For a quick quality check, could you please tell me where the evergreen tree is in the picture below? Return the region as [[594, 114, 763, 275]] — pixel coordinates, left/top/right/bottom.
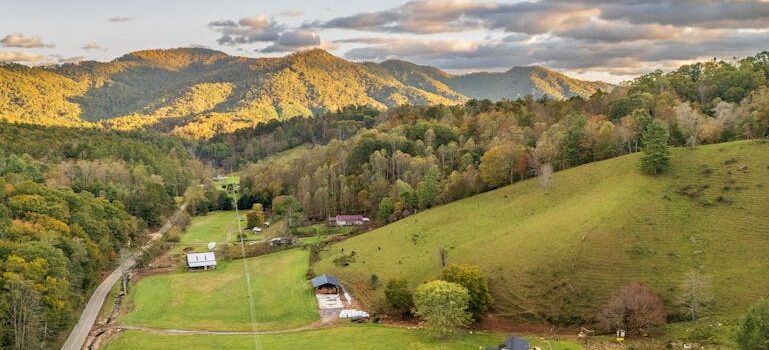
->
[[737, 299, 769, 350], [640, 120, 671, 175]]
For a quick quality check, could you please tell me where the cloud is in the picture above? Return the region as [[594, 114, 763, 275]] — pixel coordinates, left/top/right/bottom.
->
[[209, 15, 284, 45], [279, 9, 305, 17], [1, 33, 54, 48], [81, 42, 106, 50], [51, 55, 86, 64], [260, 30, 326, 53], [108, 17, 134, 22], [316, 0, 769, 35], [0, 51, 55, 65]]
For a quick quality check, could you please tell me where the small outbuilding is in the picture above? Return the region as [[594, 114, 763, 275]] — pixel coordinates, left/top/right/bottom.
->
[[311, 274, 342, 294], [186, 252, 217, 270], [486, 336, 530, 350]]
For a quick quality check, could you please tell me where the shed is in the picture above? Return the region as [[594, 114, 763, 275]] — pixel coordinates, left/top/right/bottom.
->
[[311, 274, 342, 294], [486, 335, 530, 350], [186, 252, 217, 270]]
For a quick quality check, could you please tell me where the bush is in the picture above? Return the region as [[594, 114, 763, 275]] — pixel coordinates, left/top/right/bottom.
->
[[413, 280, 471, 338], [736, 299, 769, 350], [441, 264, 492, 320], [385, 278, 413, 318], [598, 282, 667, 336]]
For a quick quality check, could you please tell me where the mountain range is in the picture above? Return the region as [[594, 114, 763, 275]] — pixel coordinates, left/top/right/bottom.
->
[[0, 48, 612, 137]]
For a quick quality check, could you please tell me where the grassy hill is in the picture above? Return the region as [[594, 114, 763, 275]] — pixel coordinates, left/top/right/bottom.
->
[[0, 48, 609, 137], [315, 141, 769, 323]]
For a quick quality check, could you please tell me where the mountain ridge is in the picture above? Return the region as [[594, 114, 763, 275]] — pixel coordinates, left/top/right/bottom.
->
[[0, 48, 613, 137]]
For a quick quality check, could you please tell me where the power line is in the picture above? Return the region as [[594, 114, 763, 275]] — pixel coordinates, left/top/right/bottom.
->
[[235, 191, 262, 350]]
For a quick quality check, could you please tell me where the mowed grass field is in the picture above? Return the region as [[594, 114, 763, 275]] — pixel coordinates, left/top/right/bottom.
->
[[176, 210, 240, 252], [315, 141, 769, 321], [103, 325, 583, 350], [121, 249, 319, 331]]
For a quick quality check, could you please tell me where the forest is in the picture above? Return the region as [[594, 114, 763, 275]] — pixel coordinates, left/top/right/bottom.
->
[[0, 125, 209, 348], [224, 52, 769, 226]]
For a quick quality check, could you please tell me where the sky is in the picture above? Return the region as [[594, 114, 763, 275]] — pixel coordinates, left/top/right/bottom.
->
[[2, 0, 769, 83]]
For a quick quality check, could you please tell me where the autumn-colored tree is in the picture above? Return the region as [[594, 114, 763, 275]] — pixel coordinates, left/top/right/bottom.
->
[[441, 264, 493, 320], [479, 142, 526, 188], [246, 203, 265, 228]]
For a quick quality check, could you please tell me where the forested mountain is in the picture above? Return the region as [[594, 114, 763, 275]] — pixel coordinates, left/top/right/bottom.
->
[[0, 48, 609, 138], [216, 51, 769, 229]]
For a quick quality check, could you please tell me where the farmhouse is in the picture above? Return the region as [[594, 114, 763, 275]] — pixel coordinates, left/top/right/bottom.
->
[[186, 252, 217, 270], [329, 214, 370, 226]]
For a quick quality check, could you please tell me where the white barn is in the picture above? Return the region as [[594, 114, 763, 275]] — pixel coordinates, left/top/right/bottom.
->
[[186, 252, 217, 270]]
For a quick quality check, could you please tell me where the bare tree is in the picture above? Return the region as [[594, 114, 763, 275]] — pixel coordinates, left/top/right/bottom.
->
[[538, 163, 554, 192], [677, 270, 713, 321], [598, 283, 667, 336]]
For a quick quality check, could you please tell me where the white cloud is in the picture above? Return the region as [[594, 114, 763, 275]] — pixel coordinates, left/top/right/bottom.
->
[[1, 33, 54, 48]]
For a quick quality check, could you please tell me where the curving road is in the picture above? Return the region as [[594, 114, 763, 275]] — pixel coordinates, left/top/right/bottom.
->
[[61, 204, 186, 350]]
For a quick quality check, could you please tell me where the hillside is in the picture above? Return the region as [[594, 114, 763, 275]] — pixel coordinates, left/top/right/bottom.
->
[[0, 48, 609, 137], [315, 141, 769, 323]]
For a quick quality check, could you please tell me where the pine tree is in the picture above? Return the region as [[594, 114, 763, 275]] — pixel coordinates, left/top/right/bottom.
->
[[640, 120, 671, 175]]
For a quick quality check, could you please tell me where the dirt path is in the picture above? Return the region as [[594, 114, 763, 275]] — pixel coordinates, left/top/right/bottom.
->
[[61, 203, 187, 350], [112, 317, 337, 336]]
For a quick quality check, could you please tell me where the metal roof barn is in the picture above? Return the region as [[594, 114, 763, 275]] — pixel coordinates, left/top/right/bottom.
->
[[186, 252, 217, 269], [311, 274, 342, 289]]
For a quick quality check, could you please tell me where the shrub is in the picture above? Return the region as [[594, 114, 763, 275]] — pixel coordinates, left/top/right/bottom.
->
[[736, 299, 769, 350], [441, 264, 492, 320], [413, 280, 471, 338], [385, 278, 413, 318]]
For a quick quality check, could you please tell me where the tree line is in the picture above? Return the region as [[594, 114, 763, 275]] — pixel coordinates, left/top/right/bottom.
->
[[226, 52, 769, 227]]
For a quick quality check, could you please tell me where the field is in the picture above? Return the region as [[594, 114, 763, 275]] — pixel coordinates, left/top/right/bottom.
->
[[102, 325, 583, 350], [175, 210, 240, 252], [315, 141, 769, 323], [121, 249, 319, 331]]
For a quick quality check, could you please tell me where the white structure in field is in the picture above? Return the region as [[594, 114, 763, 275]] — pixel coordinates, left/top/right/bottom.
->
[[186, 252, 217, 270]]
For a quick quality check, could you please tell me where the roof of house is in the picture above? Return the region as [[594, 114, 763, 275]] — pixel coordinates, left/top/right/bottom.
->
[[311, 274, 342, 288], [503, 336, 530, 350], [186, 252, 217, 268], [335, 215, 364, 221]]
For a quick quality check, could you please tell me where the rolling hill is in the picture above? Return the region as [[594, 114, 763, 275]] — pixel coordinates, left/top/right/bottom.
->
[[314, 141, 769, 324], [0, 48, 610, 137]]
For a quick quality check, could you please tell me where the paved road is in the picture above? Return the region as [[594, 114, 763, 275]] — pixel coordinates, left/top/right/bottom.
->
[[61, 204, 187, 350]]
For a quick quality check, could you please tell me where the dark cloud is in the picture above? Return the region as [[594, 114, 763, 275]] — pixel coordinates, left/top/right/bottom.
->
[[209, 15, 284, 45], [1, 33, 54, 48], [315, 0, 769, 34], [260, 30, 319, 52]]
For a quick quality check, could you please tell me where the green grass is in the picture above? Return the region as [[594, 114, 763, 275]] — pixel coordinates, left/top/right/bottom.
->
[[260, 144, 311, 164], [294, 223, 353, 236], [178, 211, 239, 249], [103, 325, 583, 350], [315, 141, 769, 322], [121, 249, 319, 331], [98, 282, 122, 321]]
